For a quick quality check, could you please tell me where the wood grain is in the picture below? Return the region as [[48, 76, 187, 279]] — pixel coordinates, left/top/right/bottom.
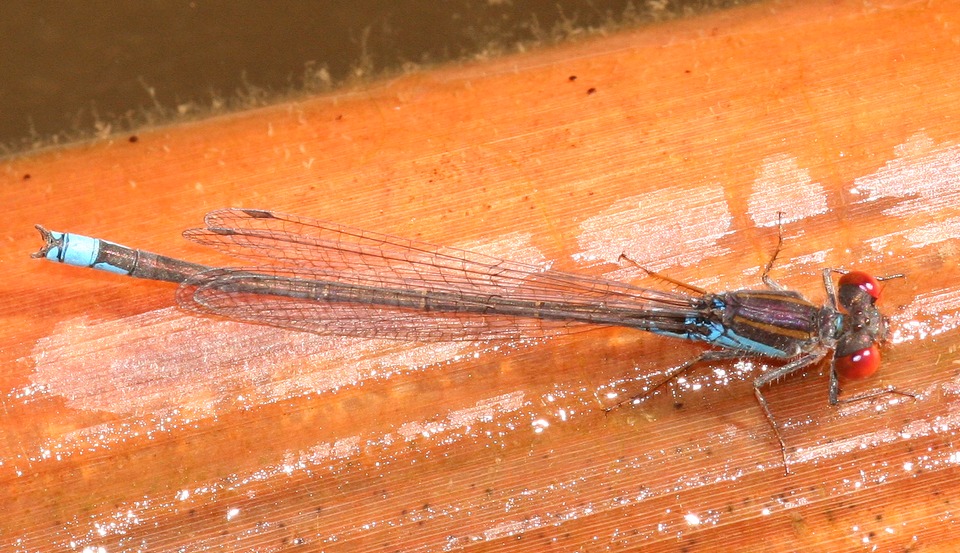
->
[[4, 0, 960, 551]]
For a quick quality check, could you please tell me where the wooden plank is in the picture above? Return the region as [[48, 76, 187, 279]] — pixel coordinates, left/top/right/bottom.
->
[[3, 0, 959, 550]]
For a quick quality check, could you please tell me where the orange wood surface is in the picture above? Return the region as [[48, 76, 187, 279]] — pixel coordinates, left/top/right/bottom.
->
[[4, 1, 960, 551]]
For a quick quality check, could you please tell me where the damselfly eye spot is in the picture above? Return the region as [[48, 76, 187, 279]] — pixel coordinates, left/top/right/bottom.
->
[[838, 271, 882, 301], [835, 344, 881, 379]]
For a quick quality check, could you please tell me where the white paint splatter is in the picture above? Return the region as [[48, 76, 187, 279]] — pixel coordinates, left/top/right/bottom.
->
[[850, 132, 960, 214], [574, 185, 733, 271], [747, 153, 828, 227]]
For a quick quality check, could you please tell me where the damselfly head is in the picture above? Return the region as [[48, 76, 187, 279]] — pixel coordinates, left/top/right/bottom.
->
[[833, 271, 893, 380]]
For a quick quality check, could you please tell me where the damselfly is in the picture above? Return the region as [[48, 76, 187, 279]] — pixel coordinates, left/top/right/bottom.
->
[[33, 208, 911, 473]]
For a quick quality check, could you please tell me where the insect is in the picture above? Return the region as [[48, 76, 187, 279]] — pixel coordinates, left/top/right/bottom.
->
[[34, 208, 911, 472]]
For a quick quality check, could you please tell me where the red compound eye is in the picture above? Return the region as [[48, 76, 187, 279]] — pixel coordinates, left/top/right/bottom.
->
[[835, 344, 881, 379], [838, 271, 882, 301]]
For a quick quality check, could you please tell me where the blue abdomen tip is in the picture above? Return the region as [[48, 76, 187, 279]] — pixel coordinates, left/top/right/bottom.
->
[[50, 232, 129, 275]]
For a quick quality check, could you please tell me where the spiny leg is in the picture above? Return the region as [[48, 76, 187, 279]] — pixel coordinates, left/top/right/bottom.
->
[[828, 362, 916, 406], [604, 349, 743, 413], [616, 253, 707, 295], [760, 212, 788, 291], [753, 350, 828, 475]]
